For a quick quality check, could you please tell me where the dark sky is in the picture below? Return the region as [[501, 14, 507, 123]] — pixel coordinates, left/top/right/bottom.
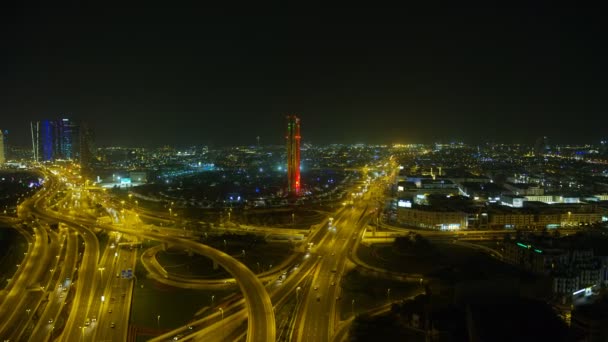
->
[[1, 5, 606, 147]]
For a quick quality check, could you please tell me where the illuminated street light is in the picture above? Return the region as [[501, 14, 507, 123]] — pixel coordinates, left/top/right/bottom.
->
[[218, 308, 224, 340]]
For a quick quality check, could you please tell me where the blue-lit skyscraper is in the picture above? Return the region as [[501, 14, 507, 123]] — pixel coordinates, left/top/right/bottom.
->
[[31, 118, 81, 162], [40, 120, 54, 161], [56, 118, 78, 160]]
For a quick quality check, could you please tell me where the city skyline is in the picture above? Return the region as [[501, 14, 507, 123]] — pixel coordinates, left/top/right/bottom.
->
[[3, 6, 608, 340], [2, 5, 607, 147]]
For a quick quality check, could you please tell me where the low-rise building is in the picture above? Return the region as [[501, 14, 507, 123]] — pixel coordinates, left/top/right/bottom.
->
[[396, 206, 467, 230], [504, 241, 607, 295]]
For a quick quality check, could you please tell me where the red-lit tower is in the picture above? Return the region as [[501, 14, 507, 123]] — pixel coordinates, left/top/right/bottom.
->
[[286, 115, 301, 196]]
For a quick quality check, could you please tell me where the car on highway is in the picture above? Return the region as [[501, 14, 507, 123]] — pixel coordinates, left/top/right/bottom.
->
[[316, 296, 321, 302], [108, 309, 112, 313], [110, 322, 115, 328], [313, 285, 319, 291], [48, 319, 53, 324], [84, 318, 90, 326]]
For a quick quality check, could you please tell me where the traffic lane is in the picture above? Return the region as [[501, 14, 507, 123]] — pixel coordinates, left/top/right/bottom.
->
[[97, 248, 136, 342], [56, 225, 100, 342], [79, 222, 275, 342], [29, 229, 79, 342], [10, 228, 63, 342], [0, 226, 46, 336], [89, 233, 124, 341], [298, 189, 379, 341]]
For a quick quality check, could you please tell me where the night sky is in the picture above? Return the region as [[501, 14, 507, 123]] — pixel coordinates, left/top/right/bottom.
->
[[1, 5, 606, 147]]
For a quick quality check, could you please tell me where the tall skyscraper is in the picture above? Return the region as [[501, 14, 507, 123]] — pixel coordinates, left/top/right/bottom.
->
[[534, 136, 550, 156], [55, 118, 79, 160], [30, 121, 40, 162], [286, 115, 301, 196], [31, 118, 82, 162], [79, 122, 95, 168], [0, 130, 5, 164], [2, 130, 8, 161], [40, 120, 55, 161]]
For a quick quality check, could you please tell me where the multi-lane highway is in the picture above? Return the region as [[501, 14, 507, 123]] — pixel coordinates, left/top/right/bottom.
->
[[296, 172, 393, 341], [30, 167, 276, 342], [4, 162, 400, 342]]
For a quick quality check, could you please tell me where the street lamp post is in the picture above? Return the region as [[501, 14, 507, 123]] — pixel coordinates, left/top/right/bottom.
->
[[211, 295, 215, 306], [387, 288, 391, 302], [157, 315, 160, 329], [352, 299, 355, 317], [218, 308, 224, 340], [98, 267, 105, 282]]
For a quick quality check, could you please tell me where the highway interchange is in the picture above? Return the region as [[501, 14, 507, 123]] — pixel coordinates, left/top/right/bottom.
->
[[0, 160, 523, 341]]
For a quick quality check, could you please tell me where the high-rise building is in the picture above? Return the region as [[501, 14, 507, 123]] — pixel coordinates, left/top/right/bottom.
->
[[41, 119, 55, 161], [286, 115, 301, 196], [31, 118, 83, 162], [2, 130, 8, 161], [55, 118, 79, 160], [0, 130, 5, 164], [79, 122, 95, 168], [534, 136, 550, 156]]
